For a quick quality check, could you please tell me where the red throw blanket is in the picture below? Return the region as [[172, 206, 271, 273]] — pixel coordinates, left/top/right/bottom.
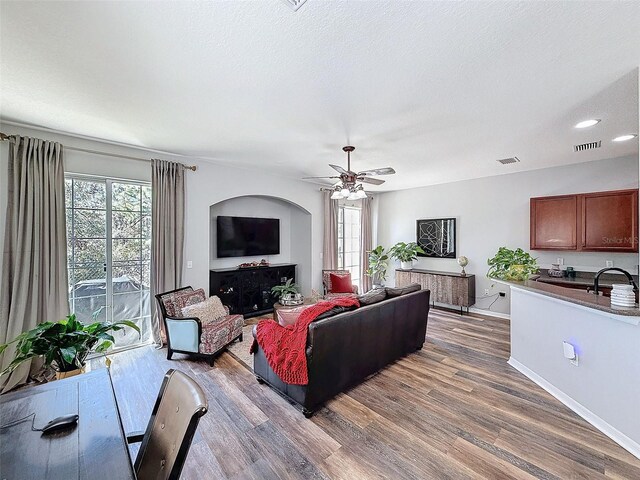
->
[[250, 297, 360, 385]]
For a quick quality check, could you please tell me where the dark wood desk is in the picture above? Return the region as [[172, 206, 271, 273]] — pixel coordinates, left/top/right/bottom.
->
[[0, 368, 135, 479]]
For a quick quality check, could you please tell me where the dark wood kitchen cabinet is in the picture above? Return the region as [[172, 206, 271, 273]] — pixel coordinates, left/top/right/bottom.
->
[[530, 189, 638, 253], [581, 189, 637, 252], [530, 195, 579, 250]]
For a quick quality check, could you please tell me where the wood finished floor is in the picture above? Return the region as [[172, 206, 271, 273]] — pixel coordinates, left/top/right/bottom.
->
[[103, 308, 640, 479]]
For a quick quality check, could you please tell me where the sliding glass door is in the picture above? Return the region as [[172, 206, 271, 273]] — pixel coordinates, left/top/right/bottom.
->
[[65, 175, 152, 350]]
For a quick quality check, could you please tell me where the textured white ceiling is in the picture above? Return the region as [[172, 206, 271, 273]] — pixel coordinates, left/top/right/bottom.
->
[[1, 1, 639, 191]]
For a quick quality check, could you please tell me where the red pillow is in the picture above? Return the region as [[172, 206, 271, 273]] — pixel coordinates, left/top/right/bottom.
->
[[329, 273, 353, 293]]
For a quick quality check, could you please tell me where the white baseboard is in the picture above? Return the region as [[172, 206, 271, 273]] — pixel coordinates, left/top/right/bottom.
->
[[508, 357, 640, 460], [469, 307, 510, 320]]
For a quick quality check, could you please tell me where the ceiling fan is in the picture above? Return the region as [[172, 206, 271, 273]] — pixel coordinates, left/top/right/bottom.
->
[[303, 146, 396, 200]]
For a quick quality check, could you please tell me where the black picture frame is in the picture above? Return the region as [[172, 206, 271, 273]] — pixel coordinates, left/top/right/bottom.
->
[[416, 218, 457, 258]]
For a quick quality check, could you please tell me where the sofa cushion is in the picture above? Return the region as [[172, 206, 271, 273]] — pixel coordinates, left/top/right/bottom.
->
[[357, 288, 387, 306], [385, 283, 421, 298], [329, 273, 353, 293], [181, 295, 227, 325], [314, 304, 358, 321], [160, 287, 194, 317], [199, 314, 244, 354], [167, 288, 206, 317]]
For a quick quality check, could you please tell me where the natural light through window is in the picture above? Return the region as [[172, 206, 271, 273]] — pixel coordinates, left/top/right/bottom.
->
[[337, 205, 361, 288]]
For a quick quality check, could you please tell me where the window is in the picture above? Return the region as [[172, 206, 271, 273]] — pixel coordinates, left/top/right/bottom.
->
[[337, 205, 361, 288], [65, 175, 152, 350]]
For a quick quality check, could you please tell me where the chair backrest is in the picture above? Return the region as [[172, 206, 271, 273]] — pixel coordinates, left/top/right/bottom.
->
[[322, 270, 351, 293], [135, 369, 208, 480], [155, 286, 194, 319]]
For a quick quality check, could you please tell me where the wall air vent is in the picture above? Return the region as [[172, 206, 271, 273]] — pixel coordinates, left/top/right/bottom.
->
[[497, 157, 520, 165], [282, 0, 308, 11], [573, 141, 601, 152]]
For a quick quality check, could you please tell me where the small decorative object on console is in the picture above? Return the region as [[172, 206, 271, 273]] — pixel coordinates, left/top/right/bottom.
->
[[238, 259, 270, 269], [272, 278, 301, 305], [457, 256, 469, 276]]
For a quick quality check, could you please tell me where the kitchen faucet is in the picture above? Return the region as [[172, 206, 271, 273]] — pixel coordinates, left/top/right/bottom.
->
[[593, 267, 639, 296]]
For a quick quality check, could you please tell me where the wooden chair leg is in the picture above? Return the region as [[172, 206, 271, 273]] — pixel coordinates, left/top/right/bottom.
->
[[238, 333, 243, 342], [208, 355, 215, 367]]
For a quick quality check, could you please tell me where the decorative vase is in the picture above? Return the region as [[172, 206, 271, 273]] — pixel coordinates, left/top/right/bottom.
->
[[457, 256, 469, 276], [56, 365, 86, 380], [400, 261, 413, 270]]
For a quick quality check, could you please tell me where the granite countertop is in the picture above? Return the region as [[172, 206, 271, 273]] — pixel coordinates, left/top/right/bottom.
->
[[504, 279, 640, 317], [534, 271, 639, 289]]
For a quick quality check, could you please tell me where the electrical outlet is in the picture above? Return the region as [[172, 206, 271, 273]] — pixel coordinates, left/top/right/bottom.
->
[[606, 260, 614, 268], [484, 288, 490, 296], [556, 258, 564, 266], [187, 261, 193, 269]]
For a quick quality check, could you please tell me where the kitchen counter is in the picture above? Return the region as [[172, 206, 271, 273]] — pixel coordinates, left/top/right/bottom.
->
[[534, 271, 639, 289], [497, 278, 640, 321]]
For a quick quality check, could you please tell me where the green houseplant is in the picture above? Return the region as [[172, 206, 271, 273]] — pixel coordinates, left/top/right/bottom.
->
[[365, 245, 390, 286], [487, 247, 539, 281], [0, 314, 140, 380], [271, 278, 300, 303], [389, 242, 425, 270]]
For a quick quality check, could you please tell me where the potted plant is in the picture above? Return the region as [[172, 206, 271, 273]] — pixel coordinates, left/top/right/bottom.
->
[[365, 245, 389, 287], [389, 242, 425, 270], [487, 247, 539, 281], [0, 314, 140, 380], [271, 278, 302, 305]]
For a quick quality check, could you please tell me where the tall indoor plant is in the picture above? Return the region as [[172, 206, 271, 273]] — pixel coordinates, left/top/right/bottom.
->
[[487, 246, 539, 281], [365, 245, 390, 287], [389, 242, 425, 270], [0, 314, 140, 380]]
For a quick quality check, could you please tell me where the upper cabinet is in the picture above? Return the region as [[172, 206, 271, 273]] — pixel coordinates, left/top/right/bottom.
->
[[581, 190, 637, 252], [530, 189, 638, 253], [530, 195, 579, 250]]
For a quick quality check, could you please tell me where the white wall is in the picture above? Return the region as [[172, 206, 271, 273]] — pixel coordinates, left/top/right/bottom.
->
[[0, 123, 324, 296], [376, 155, 639, 315]]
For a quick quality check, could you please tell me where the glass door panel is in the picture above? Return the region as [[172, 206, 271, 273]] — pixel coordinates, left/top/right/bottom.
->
[[65, 176, 152, 352]]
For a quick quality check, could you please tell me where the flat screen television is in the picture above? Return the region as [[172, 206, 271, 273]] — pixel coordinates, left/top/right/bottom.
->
[[216, 216, 280, 258]]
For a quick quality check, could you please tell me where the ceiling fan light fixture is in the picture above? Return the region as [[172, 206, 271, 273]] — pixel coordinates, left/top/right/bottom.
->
[[331, 189, 342, 200], [340, 187, 350, 198], [355, 188, 367, 199]]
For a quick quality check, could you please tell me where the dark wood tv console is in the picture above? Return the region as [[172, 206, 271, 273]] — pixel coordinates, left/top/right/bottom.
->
[[209, 263, 296, 318]]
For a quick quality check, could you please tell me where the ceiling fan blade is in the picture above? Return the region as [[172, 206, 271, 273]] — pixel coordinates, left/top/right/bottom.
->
[[359, 176, 385, 185], [357, 167, 396, 176], [329, 164, 349, 175], [302, 176, 341, 180]]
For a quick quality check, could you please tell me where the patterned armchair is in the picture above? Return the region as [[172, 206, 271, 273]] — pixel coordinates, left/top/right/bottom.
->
[[155, 286, 244, 366], [322, 270, 359, 299]]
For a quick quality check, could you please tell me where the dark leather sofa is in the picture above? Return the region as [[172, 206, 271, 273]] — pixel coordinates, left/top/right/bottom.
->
[[252, 288, 431, 417]]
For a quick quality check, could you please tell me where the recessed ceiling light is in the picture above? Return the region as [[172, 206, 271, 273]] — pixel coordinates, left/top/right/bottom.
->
[[574, 119, 600, 129], [612, 134, 638, 142]]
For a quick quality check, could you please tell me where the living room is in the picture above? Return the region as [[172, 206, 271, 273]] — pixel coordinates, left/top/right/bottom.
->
[[1, 1, 639, 479]]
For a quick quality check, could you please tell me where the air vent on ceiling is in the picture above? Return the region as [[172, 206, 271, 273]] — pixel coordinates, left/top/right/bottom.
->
[[282, 0, 308, 11], [497, 157, 520, 165], [573, 141, 601, 152]]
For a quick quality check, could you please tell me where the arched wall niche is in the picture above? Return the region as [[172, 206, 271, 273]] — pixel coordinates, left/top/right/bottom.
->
[[209, 195, 313, 294]]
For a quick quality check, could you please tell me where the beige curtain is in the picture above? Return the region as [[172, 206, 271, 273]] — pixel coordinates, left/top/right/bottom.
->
[[322, 190, 338, 269], [0, 136, 70, 393], [151, 159, 185, 345], [360, 196, 373, 293]]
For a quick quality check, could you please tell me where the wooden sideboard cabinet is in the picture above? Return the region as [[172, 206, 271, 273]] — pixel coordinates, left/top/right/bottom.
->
[[396, 269, 475, 314], [530, 189, 638, 253]]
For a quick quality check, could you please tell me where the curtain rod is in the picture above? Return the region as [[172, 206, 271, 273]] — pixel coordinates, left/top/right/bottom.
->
[[0, 132, 197, 171]]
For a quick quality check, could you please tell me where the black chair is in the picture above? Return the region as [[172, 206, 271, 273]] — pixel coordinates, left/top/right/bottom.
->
[[127, 369, 208, 480]]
